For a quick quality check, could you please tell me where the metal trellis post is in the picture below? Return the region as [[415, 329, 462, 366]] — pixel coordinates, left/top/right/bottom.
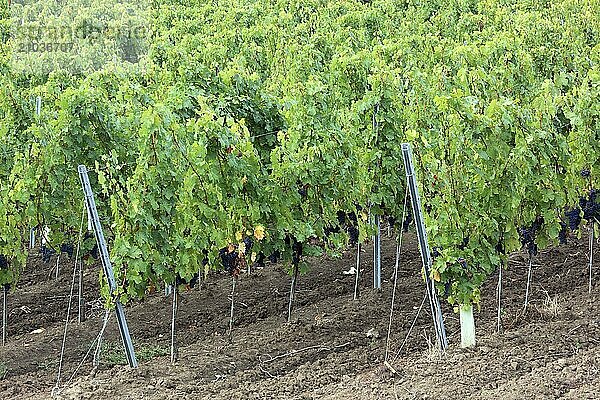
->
[[2, 286, 6, 346], [373, 215, 382, 289], [35, 96, 41, 117], [78, 165, 138, 368], [401, 143, 448, 351]]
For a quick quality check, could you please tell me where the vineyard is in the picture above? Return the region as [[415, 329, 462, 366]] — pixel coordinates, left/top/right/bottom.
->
[[1, 0, 600, 398]]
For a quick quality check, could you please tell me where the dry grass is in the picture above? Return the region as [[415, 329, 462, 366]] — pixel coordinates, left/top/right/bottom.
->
[[540, 291, 561, 318], [421, 332, 444, 361]]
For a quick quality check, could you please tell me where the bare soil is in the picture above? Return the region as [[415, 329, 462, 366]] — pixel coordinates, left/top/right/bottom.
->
[[1, 232, 599, 399]]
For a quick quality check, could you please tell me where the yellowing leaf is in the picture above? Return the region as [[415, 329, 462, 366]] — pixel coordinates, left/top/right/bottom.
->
[[254, 225, 266, 241]]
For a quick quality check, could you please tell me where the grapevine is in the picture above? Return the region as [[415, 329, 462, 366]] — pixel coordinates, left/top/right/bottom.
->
[[0, 0, 598, 340]]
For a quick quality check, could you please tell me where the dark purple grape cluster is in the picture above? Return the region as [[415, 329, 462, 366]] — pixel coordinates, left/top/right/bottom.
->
[[189, 273, 199, 288], [579, 189, 600, 222], [40, 245, 55, 263], [60, 243, 74, 258], [402, 211, 413, 232], [387, 216, 397, 229], [254, 239, 301, 270], [219, 247, 239, 276], [348, 211, 358, 223], [458, 236, 469, 251], [347, 226, 359, 245], [90, 244, 99, 259], [1, 255, 10, 290], [292, 240, 303, 265], [444, 281, 452, 296], [268, 250, 280, 264], [565, 208, 582, 231], [581, 169, 591, 178], [495, 240, 505, 255], [532, 217, 544, 232], [519, 217, 543, 256], [558, 222, 568, 245], [337, 211, 347, 225], [83, 232, 100, 259], [297, 182, 309, 198], [176, 271, 200, 288], [243, 237, 254, 252], [174, 255, 206, 288], [333, 211, 360, 245], [324, 225, 341, 236], [347, 212, 359, 244], [254, 252, 266, 269], [432, 247, 442, 258], [519, 227, 538, 256]]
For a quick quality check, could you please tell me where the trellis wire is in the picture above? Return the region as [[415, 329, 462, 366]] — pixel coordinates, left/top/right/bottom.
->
[[373, 215, 381, 290], [1, 286, 6, 346], [54, 204, 86, 391], [93, 310, 110, 367], [524, 255, 533, 312], [287, 261, 300, 323], [55, 255, 61, 281], [353, 243, 360, 301], [171, 285, 178, 363], [384, 185, 409, 362], [228, 277, 237, 342], [391, 290, 428, 363], [497, 262, 502, 333], [589, 223, 594, 295]]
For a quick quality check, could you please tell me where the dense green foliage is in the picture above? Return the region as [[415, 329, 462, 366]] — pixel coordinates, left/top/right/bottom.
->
[[0, 0, 599, 308]]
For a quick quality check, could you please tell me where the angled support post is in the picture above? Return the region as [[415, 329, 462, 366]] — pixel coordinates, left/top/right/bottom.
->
[[78, 165, 138, 368], [401, 143, 448, 351]]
